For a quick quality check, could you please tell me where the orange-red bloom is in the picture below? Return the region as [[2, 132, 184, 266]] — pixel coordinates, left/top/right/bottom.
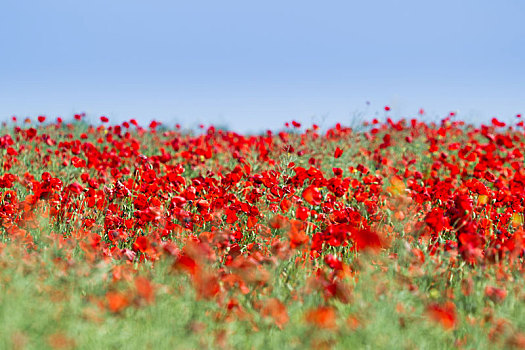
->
[[426, 301, 457, 330]]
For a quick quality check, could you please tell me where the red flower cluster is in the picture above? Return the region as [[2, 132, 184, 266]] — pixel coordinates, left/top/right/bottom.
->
[[0, 114, 524, 340]]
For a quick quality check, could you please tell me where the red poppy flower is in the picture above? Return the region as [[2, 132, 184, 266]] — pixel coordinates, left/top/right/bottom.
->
[[305, 306, 337, 329], [106, 292, 130, 313], [133, 236, 149, 253], [302, 186, 322, 206], [334, 147, 343, 159], [485, 286, 507, 303], [135, 276, 155, 303], [260, 298, 289, 329], [426, 301, 457, 330]]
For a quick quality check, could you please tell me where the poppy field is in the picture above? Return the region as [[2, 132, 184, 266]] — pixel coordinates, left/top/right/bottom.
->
[[0, 113, 524, 349]]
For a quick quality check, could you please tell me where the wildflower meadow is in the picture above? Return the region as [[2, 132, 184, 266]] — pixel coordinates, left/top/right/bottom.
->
[[0, 113, 524, 349]]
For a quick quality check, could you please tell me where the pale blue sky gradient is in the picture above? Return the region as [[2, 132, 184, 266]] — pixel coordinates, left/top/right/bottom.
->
[[1, 0, 524, 131]]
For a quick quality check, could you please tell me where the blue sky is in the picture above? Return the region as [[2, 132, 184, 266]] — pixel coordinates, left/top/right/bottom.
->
[[0, 0, 523, 132]]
